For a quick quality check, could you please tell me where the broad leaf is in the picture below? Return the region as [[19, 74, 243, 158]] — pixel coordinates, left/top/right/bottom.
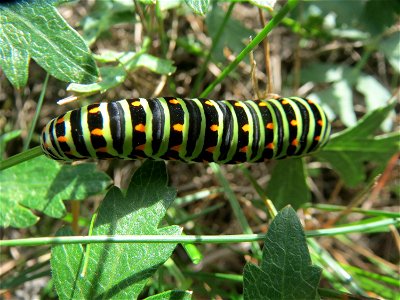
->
[[51, 160, 182, 299], [0, 0, 99, 88], [317, 101, 399, 187], [0, 156, 111, 228], [243, 206, 321, 300], [266, 158, 310, 210]]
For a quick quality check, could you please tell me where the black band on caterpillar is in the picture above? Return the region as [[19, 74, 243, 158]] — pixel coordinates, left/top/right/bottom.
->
[[40, 97, 331, 163]]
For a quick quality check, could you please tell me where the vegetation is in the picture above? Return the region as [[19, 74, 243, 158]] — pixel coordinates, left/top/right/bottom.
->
[[0, 0, 399, 299]]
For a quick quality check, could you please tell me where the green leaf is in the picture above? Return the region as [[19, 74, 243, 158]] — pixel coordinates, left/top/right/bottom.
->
[[0, 156, 111, 228], [266, 158, 310, 210], [81, 0, 135, 46], [356, 74, 392, 131], [317, 101, 399, 187], [51, 160, 182, 299], [68, 52, 176, 94], [243, 206, 322, 300], [379, 32, 400, 74], [144, 290, 192, 300], [0, 0, 99, 87], [184, 0, 210, 15]]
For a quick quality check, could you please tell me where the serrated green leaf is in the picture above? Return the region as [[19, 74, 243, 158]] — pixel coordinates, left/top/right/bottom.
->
[[0, 156, 111, 228], [51, 160, 182, 299], [243, 206, 321, 300], [144, 290, 192, 300], [318, 102, 399, 187], [0, 0, 99, 87], [184, 0, 210, 15], [266, 158, 310, 210]]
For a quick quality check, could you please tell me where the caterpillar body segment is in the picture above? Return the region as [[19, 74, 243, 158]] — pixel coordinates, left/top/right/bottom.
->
[[40, 97, 331, 163]]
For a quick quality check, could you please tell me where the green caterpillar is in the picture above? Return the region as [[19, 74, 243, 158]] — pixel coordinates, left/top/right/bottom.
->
[[40, 97, 330, 163]]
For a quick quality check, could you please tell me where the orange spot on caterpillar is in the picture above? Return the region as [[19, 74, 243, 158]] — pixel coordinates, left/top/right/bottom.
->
[[91, 128, 104, 136], [307, 99, 314, 104], [240, 146, 248, 153], [266, 143, 274, 149], [317, 120, 323, 126], [291, 139, 299, 146], [210, 124, 219, 131], [135, 124, 145, 132], [290, 120, 298, 126], [206, 146, 215, 153], [89, 107, 100, 114], [57, 136, 67, 142], [96, 147, 108, 153], [314, 136, 321, 141], [131, 101, 141, 107], [171, 145, 181, 152], [259, 102, 267, 107], [234, 102, 243, 107], [205, 100, 213, 106], [242, 124, 250, 132], [169, 99, 179, 104], [56, 117, 64, 124], [135, 144, 145, 151], [282, 99, 289, 104], [266, 123, 274, 130], [173, 123, 184, 132]]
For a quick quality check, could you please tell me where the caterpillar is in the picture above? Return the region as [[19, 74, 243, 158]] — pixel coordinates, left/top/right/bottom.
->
[[40, 97, 330, 163]]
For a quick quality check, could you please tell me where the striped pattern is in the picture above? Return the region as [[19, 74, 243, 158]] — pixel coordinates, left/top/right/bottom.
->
[[40, 97, 331, 163]]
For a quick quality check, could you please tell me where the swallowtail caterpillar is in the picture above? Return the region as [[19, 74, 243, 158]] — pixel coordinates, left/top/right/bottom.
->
[[40, 96, 330, 164]]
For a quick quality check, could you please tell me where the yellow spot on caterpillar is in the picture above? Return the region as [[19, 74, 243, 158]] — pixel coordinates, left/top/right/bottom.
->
[[56, 117, 64, 124], [96, 147, 108, 153], [171, 145, 181, 152], [234, 102, 243, 107], [206, 146, 215, 153], [266, 143, 274, 149], [135, 124, 145, 132], [242, 124, 250, 132], [290, 120, 298, 126], [173, 123, 184, 131], [314, 136, 321, 141], [91, 128, 104, 136], [169, 99, 179, 104], [205, 100, 213, 106], [282, 99, 289, 104], [291, 139, 299, 146], [317, 120, 323, 126], [210, 124, 219, 131], [135, 144, 145, 151], [240, 146, 248, 153], [131, 101, 141, 107], [259, 102, 267, 107], [266, 123, 274, 130], [89, 107, 100, 114], [57, 136, 67, 142]]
